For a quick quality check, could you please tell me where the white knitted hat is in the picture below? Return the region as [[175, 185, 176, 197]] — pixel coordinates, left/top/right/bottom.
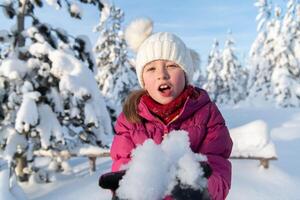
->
[[125, 18, 200, 88]]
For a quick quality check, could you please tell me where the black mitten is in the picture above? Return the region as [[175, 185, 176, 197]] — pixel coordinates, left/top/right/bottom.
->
[[171, 162, 212, 200], [171, 183, 211, 200], [98, 170, 126, 191], [200, 161, 213, 179]]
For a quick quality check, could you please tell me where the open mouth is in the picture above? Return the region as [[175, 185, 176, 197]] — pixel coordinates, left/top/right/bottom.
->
[[158, 84, 172, 96]]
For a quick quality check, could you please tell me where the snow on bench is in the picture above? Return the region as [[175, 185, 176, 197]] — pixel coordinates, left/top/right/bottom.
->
[[229, 120, 277, 169]]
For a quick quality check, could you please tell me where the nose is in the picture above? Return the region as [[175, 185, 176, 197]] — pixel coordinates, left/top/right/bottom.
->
[[156, 66, 170, 80]]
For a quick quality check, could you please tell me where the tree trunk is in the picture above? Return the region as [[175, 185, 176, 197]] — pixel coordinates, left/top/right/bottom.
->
[[16, 0, 27, 49], [17, 14, 25, 47]]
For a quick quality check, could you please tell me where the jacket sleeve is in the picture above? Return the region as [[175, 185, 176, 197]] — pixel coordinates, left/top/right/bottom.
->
[[110, 113, 135, 172], [200, 102, 233, 200]]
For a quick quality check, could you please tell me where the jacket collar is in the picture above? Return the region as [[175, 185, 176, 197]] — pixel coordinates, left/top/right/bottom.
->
[[137, 87, 211, 125]]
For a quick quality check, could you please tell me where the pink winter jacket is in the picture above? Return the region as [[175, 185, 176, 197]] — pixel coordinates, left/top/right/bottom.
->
[[110, 88, 233, 200]]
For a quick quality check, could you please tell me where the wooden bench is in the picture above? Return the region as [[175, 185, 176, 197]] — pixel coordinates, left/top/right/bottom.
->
[[229, 120, 278, 169], [230, 156, 277, 169], [33, 147, 110, 173]]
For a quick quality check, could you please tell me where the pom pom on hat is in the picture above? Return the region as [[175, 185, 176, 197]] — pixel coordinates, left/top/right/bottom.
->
[[125, 18, 153, 53]]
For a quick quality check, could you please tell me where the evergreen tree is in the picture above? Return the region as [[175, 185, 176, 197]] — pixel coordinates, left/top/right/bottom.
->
[[247, 0, 274, 104], [249, 0, 300, 107], [249, 0, 271, 60], [271, 0, 300, 107], [293, 2, 300, 58], [94, 2, 138, 122], [0, 0, 112, 184], [218, 32, 248, 105], [203, 39, 223, 102]]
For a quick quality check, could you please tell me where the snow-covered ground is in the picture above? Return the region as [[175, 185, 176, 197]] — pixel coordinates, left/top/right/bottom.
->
[[222, 107, 300, 200], [5, 107, 300, 200]]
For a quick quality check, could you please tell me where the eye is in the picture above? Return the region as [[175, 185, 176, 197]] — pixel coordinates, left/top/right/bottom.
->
[[167, 64, 179, 68], [145, 66, 155, 72]]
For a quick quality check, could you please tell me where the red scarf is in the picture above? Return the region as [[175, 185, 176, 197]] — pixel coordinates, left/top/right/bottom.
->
[[141, 85, 197, 124]]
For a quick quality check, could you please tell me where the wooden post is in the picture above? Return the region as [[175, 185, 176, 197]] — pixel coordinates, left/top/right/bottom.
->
[[88, 157, 96, 172], [260, 159, 269, 169]]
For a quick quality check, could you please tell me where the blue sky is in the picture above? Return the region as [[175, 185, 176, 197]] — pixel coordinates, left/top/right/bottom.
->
[[0, 0, 285, 64], [114, 0, 260, 63]]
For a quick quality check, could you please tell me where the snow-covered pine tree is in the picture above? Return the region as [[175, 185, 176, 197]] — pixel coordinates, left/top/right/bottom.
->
[[248, 0, 271, 62], [271, 0, 300, 107], [203, 39, 224, 102], [218, 32, 248, 105], [293, 2, 300, 59], [94, 2, 138, 122], [0, 0, 112, 183], [247, 0, 274, 105], [249, 0, 300, 107]]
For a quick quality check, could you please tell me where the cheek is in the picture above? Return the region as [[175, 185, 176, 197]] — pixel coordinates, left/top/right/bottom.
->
[[142, 73, 153, 89], [174, 71, 186, 86]]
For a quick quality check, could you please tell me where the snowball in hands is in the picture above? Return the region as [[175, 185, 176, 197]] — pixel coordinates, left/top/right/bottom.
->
[[116, 130, 207, 200]]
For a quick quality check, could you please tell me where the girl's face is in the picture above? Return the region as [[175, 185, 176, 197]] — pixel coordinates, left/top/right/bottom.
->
[[142, 60, 186, 105]]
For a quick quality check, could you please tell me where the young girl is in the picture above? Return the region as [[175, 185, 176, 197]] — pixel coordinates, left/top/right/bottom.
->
[[110, 18, 232, 200]]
